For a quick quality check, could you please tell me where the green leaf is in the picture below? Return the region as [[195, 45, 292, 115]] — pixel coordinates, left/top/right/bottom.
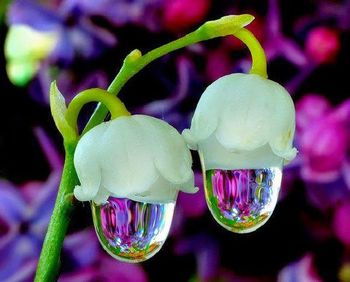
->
[[50, 81, 77, 141]]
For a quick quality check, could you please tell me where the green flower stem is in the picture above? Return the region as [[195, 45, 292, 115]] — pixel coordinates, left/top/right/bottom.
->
[[234, 28, 267, 78], [35, 14, 267, 281], [83, 14, 267, 134], [65, 88, 130, 133], [35, 142, 78, 282]]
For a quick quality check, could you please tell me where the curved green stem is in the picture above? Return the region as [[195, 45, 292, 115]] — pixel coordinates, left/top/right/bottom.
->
[[83, 14, 267, 133], [234, 28, 267, 78], [65, 88, 130, 134]]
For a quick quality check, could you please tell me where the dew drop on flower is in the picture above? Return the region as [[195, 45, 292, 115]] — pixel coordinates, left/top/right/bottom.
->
[[204, 168, 282, 233], [91, 197, 175, 262]]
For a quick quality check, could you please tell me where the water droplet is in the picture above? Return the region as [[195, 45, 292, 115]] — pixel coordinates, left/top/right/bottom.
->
[[91, 197, 175, 262], [204, 168, 282, 233]]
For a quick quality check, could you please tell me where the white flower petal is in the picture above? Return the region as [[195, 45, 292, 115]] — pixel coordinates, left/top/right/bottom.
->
[[128, 175, 178, 203], [215, 75, 273, 150], [98, 116, 158, 196], [181, 129, 198, 150], [185, 73, 296, 170], [188, 94, 219, 143], [93, 186, 110, 205], [74, 115, 195, 204], [74, 122, 106, 200], [199, 134, 283, 170], [179, 172, 199, 193], [132, 115, 193, 185]]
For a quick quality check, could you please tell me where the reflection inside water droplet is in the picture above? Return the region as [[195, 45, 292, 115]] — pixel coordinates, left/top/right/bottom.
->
[[205, 168, 282, 233], [92, 197, 175, 262]]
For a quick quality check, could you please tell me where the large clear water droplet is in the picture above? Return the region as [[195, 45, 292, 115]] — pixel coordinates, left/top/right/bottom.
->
[[204, 168, 282, 233], [91, 197, 175, 262]]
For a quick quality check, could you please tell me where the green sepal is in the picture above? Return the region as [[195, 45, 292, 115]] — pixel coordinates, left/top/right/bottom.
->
[[50, 81, 77, 142]]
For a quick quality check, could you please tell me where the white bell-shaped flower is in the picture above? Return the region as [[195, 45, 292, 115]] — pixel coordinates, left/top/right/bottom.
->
[[183, 73, 297, 170], [74, 114, 197, 204], [182, 73, 297, 233]]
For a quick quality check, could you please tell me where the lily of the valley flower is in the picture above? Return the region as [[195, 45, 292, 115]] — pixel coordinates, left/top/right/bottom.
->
[[74, 114, 197, 204], [182, 73, 297, 170]]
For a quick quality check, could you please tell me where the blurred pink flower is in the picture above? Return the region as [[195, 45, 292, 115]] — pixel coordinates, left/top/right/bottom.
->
[[296, 94, 350, 182], [163, 0, 211, 33], [333, 202, 350, 246], [296, 94, 331, 131], [300, 117, 347, 180], [305, 26, 340, 64]]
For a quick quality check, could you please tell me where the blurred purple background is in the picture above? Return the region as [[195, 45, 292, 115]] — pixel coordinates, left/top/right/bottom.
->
[[1, 0, 350, 281]]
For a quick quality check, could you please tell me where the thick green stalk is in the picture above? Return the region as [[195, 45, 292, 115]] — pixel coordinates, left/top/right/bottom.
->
[[35, 142, 78, 281]]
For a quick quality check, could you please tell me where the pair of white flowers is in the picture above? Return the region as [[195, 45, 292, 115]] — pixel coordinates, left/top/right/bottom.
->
[[74, 73, 297, 204]]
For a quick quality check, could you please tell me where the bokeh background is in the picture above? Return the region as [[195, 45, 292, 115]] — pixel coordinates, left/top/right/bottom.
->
[[1, 0, 350, 281]]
